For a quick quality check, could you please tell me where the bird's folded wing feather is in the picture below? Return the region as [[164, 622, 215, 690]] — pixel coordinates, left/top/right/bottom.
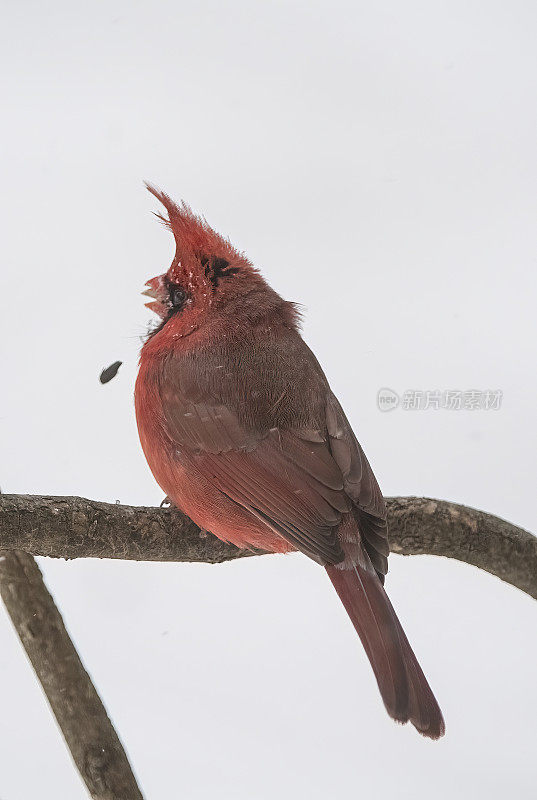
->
[[325, 394, 389, 578], [159, 350, 389, 574]]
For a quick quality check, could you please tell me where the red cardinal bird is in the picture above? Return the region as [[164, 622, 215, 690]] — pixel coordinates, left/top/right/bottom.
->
[[135, 185, 445, 739]]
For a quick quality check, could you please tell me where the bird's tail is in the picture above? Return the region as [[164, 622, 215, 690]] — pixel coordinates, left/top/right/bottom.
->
[[326, 559, 445, 739]]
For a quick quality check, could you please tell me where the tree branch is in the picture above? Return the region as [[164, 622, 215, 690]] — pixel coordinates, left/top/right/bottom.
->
[[0, 550, 144, 800], [0, 494, 535, 599], [0, 493, 535, 799]]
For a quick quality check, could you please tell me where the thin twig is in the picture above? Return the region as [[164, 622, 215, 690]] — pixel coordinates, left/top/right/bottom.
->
[[0, 550, 144, 800]]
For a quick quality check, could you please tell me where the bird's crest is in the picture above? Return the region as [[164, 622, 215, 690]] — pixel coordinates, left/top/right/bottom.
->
[[145, 183, 252, 288]]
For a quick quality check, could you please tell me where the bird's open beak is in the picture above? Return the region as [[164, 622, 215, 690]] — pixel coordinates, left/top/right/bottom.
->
[[142, 275, 168, 318]]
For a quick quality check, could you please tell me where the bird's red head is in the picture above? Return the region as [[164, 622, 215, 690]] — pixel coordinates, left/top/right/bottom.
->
[[142, 184, 274, 341]]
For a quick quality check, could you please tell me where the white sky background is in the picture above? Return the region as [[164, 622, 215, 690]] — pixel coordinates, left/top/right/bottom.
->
[[1, 0, 537, 797]]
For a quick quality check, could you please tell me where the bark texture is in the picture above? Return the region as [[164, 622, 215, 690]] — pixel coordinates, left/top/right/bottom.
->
[[0, 494, 535, 598]]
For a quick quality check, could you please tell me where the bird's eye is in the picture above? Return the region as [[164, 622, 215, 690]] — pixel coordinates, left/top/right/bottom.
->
[[169, 285, 187, 311]]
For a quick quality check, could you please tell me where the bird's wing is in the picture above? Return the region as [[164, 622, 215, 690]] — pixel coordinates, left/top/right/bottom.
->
[[159, 347, 388, 575]]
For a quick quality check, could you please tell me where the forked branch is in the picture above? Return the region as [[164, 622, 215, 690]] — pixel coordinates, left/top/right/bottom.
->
[[0, 493, 535, 800]]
